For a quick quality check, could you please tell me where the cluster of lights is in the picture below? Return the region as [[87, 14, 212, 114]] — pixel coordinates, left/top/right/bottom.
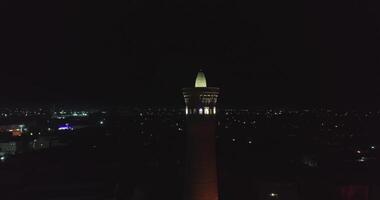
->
[[53, 111, 89, 119], [185, 107, 217, 115], [357, 157, 367, 162]]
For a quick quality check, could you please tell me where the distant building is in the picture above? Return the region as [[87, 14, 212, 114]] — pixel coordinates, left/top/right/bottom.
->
[[30, 137, 50, 150], [28, 136, 67, 151], [0, 124, 26, 137], [0, 141, 18, 155]]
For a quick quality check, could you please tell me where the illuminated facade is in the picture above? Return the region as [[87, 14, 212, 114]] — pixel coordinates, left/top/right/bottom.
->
[[182, 70, 220, 200], [183, 71, 219, 116]]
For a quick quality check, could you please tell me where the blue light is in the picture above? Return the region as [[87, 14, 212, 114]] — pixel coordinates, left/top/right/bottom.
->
[[58, 123, 73, 131]]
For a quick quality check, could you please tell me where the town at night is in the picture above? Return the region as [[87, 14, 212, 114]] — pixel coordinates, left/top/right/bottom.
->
[[0, 101, 379, 199], [3, 0, 380, 199]]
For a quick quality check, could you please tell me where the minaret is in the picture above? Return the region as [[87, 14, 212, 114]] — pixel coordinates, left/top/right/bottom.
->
[[182, 70, 220, 200]]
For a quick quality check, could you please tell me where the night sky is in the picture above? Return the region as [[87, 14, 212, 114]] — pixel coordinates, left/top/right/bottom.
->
[[3, 0, 380, 107]]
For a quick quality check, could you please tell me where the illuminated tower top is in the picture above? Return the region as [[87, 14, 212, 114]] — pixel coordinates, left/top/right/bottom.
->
[[183, 70, 219, 116], [195, 71, 207, 88]]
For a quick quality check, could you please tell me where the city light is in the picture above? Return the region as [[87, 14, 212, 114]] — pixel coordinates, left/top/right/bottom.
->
[[357, 157, 367, 162], [269, 192, 279, 197], [58, 123, 73, 131]]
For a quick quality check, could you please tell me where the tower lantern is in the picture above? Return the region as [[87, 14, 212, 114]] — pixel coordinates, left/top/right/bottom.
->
[[183, 70, 219, 116]]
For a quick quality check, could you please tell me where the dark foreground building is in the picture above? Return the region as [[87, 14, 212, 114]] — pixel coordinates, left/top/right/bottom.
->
[[182, 71, 220, 200]]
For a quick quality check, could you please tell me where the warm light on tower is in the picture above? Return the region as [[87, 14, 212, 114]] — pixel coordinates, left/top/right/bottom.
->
[[184, 71, 218, 116], [204, 107, 210, 115], [182, 70, 220, 200]]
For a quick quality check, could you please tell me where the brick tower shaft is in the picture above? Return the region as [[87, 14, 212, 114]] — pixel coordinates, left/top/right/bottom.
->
[[182, 70, 220, 200]]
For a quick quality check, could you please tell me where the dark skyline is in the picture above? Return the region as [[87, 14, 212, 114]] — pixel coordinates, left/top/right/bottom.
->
[[3, 0, 380, 107]]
